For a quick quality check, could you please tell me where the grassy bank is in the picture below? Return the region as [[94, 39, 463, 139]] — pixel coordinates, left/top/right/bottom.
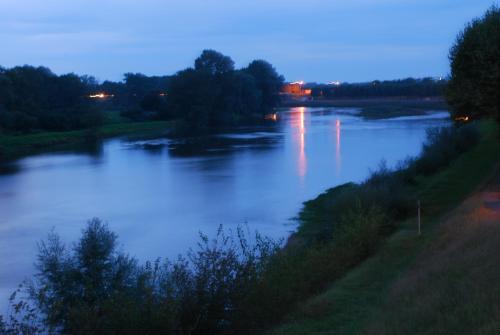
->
[[271, 121, 500, 334], [0, 121, 171, 161], [3, 121, 498, 334], [280, 98, 449, 119]]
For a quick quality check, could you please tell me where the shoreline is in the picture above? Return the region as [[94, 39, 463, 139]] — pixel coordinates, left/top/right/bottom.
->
[[280, 97, 449, 120], [0, 100, 446, 163], [272, 120, 500, 334], [0, 121, 172, 162], [279, 96, 447, 107]]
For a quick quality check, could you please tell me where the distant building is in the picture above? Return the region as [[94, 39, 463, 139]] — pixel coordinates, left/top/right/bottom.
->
[[88, 93, 114, 99], [281, 81, 311, 96]]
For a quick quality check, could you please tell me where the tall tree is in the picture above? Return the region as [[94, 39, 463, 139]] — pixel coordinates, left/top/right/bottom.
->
[[194, 49, 235, 76], [447, 6, 500, 121], [243, 60, 284, 113]]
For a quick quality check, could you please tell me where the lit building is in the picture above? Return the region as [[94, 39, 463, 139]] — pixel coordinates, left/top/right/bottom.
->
[[282, 81, 311, 96], [88, 93, 114, 99]]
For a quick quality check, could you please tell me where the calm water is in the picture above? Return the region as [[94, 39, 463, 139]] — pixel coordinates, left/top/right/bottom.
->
[[0, 107, 450, 308]]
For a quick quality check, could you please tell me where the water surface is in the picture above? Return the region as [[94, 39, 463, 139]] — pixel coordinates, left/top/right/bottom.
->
[[0, 107, 450, 308]]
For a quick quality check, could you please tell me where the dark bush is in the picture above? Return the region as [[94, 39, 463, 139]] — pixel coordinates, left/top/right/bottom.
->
[[416, 123, 480, 175], [0, 66, 103, 133], [3, 219, 280, 335], [0, 110, 38, 132], [447, 6, 500, 121]]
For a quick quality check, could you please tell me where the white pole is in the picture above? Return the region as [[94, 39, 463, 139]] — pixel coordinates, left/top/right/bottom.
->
[[417, 200, 421, 236]]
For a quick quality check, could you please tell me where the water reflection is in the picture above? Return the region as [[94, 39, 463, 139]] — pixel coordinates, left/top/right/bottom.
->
[[166, 130, 283, 157], [335, 119, 341, 175], [290, 107, 307, 179], [0, 107, 451, 312]]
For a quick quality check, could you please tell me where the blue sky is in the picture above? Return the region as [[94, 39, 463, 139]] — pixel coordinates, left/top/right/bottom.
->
[[0, 0, 496, 82]]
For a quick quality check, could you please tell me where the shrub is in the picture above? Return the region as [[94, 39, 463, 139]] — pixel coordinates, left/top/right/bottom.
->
[[3, 219, 280, 335], [237, 205, 388, 331], [416, 123, 480, 175]]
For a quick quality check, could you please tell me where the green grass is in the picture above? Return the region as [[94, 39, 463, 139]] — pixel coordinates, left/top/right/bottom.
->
[[415, 121, 499, 215], [270, 120, 500, 335], [363, 203, 500, 335], [0, 121, 171, 160], [102, 109, 129, 124]]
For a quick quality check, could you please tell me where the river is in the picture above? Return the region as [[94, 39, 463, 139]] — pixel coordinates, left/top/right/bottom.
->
[[0, 106, 450, 310]]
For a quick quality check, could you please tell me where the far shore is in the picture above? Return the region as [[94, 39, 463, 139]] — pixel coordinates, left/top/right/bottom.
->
[[0, 121, 172, 163], [280, 97, 449, 119], [0, 97, 450, 163], [280, 96, 447, 108]]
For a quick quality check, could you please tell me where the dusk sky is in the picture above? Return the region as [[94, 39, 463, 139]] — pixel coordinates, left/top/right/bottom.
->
[[0, 0, 496, 83]]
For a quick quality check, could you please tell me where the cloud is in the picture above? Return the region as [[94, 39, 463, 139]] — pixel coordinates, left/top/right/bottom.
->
[[0, 0, 494, 81]]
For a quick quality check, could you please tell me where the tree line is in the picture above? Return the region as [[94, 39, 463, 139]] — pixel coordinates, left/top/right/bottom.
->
[[0, 50, 285, 134], [0, 66, 102, 132], [2, 5, 499, 136], [307, 77, 447, 99]]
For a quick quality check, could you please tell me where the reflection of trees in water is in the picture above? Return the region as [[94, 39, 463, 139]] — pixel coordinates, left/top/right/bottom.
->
[[166, 125, 284, 158], [79, 139, 105, 159], [0, 140, 105, 177], [0, 162, 20, 175]]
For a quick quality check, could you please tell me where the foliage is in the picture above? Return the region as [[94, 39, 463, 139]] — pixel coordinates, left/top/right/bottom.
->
[[415, 123, 480, 175], [242, 60, 284, 112], [194, 50, 235, 76], [0, 51, 283, 134], [2, 219, 280, 335], [237, 205, 388, 331], [0, 66, 103, 132], [447, 6, 500, 121], [166, 50, 284, 132], [308, 77, 446, 99], [1, 121, 487, 334], [298, 122, 480, 242]]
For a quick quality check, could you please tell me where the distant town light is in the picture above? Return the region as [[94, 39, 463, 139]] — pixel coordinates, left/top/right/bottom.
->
[[264, 112, 278, 121], [89, 93, 114, 99], [455, 116, 470, 122]]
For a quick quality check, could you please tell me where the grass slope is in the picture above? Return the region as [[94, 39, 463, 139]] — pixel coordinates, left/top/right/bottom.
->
[[271, 121, 500, 335], [364, 180, 500, 334]]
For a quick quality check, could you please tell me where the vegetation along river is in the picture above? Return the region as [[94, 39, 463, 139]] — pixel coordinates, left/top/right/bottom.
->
[[0, 107, 450, 308]]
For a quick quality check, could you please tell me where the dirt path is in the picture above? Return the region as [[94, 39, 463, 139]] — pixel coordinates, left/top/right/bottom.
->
[[363, 167, 500, 335], [481, 169, 500, 213]]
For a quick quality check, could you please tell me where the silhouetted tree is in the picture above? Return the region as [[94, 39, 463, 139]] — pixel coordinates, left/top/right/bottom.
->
[[194, 49, 235, 76], [0, 66, 103, 132], [166, 50, 283, 132], [243, 60, 284, 113], [308, 78, 446, 99], [447, 6, 500, 121]]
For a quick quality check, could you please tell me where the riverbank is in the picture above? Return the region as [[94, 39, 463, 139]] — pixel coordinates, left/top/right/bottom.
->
[[271, 120, 500, 334], [2, 117, 494, 334], [0, 121, 172, 161], [280, 97, 449, 119], [0, 99, 446, 162]]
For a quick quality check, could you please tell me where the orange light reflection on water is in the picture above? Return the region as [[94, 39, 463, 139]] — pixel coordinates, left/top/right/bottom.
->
[[335, 119, 341, 175], [290, 107, 307, 179], [299, 107, 306, 177]]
